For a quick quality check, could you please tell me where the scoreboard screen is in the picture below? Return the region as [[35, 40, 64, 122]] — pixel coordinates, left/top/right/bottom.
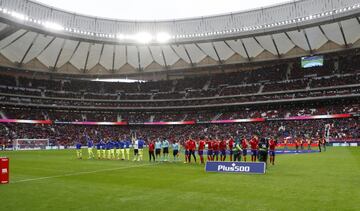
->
[[301, 55, 324, 68]]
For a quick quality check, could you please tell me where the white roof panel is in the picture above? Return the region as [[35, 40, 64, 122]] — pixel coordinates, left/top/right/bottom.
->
[[99, 44, 114, 70], [37, 38, 64, 67], [213, 41, 234, 60]]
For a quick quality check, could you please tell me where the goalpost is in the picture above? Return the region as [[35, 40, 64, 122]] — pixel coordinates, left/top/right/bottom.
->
[[13, 139, 50, 151]]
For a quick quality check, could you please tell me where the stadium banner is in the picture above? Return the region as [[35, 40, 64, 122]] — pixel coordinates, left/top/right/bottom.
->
[[284, 114, 352, 120], [205, 161, 266, 174], [0, 119, 52, 124], [54, 121, 128, 125], [209, 118, 265, 124], [143, 121, 196, 125]]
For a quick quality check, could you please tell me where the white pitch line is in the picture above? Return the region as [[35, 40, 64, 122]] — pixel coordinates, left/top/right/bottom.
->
[[11, 163, 154, 184]]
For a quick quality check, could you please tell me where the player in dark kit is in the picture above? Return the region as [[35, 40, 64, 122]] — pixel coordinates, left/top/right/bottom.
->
[[206, 137, 213, 161], [198, 138, 206, 164], [318, 136, 326, 152], [268, 137, 276, 165], [258, 138, 269, 165], [219, 138, 227, 161], [249, 135, 259, 162]]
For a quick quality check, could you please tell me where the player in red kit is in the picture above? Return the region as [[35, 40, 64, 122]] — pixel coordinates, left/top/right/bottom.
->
[[206, 137, 213, 161], [198, 138, 206, 164], [188, 137, 197, 163], [268, 137, 277, 165], [241, 136, 248, 162], [250, 135, 259, 162], [219, 138, 227, 161], [212, 138, 220, 161], [228, 136, 235, 161], [184, 139, 190, 163]]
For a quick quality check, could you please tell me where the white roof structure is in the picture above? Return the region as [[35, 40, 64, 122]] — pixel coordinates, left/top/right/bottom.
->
[[0, 0, 359, 75]]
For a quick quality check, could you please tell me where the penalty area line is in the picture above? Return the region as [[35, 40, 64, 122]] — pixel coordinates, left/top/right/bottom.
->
[[11, 163, 154, 184]]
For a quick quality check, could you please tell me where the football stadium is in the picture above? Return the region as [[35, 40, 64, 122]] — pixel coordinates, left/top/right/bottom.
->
[[0, 0, 359, 210]]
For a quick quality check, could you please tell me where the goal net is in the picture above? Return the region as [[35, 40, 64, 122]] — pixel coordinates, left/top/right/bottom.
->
[[13, 139, 49, 150]]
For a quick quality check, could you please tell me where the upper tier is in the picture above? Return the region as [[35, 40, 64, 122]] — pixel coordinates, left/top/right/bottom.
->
[[0, 0, 359, 75]]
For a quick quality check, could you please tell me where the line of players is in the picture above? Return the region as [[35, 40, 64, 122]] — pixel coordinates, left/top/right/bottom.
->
[[184, 135, 277, 165], [76, 134, 277, 165]]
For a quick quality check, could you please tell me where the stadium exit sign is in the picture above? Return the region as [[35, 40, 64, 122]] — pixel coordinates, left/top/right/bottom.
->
[[205, 161, 266, 174]]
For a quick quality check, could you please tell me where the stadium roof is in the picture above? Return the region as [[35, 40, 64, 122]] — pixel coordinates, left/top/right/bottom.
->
[[0, 0, 359, 75]]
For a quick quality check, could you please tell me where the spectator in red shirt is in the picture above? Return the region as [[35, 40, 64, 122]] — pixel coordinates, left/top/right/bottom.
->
[[148, 139, 155, 162]]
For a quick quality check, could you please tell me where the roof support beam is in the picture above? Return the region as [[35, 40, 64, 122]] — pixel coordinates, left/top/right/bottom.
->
[[338, 22, 348, 47], [68, 41, 81, 62], [271, 35, 281, 58], [318, 25, 330, 40], [136, 46, 141, 71], [284, 32, 297, 47], [19, 33, 39, 66], [97, 44, 104, 65], [183, 45, 194, 66], [356, 17, 360, 25], [240, 39, 251, 61], [211, 42, 222, 64], [111, 45, 115, 73], [223, 41, 236, 55], [303, 29, 313, 53], [169, 45, 183, 64], [53, 39, 66, 70], [160, 47, 168, 68], [0, 26, 18, 42], [83, 43, 91, 73], [0, 30, 28, 51], [34, 36, 56, 58]]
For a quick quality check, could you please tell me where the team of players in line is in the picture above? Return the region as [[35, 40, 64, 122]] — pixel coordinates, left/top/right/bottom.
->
[[75, 135, 279, 165]]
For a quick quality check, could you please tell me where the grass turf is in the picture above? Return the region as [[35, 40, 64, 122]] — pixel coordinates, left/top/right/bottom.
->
[[0, 147, 359, 211]]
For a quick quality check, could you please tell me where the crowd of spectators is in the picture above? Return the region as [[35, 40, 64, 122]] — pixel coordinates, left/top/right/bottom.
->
[[0, 117, 358, 147]]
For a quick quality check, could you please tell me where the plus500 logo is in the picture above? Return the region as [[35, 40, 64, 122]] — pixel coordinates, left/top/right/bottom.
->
[[217, 163, 250, 172]]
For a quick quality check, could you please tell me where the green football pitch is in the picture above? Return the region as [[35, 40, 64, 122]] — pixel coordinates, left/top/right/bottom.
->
[[0, 147, 359, 211]]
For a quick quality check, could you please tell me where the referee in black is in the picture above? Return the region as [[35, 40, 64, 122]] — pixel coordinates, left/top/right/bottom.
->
[[258, 137, 269, 166]]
